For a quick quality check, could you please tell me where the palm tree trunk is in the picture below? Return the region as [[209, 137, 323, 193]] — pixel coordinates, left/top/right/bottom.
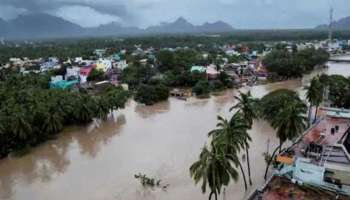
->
[[279, 140, 283, 153], [308, 105, 312, 127], [245, 148, 252, 185], [238, 161, 248, 190], [208, 191, 217, 200], [313, 106, 319, 124], [264, 146, 280, 180], [209, 192, 214, 200]]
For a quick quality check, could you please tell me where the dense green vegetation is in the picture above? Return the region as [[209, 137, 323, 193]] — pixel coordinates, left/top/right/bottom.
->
[[135, 83, 170, 105], [119, 48, 233, 104], [305, 74, 350, 110], [321, 74, 350, 108], [0, 70, 129, 158], [263, 47, 329, 79], [192, 80, 210, 97], [120, 62, 156, 89], [87, 68, 106, 82]]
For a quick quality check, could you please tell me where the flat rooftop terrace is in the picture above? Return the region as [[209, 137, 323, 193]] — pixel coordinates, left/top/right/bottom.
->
[[303, 117, 350, 146], [283, 117, 350, 166], [251, 176, 350, 200]]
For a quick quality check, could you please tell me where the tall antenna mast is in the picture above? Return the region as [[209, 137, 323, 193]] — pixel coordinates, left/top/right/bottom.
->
[[328, 6, 333, 46]]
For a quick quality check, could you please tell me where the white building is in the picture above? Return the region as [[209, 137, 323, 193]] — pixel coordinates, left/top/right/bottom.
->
[[65, 67, 80, 80], [115, 60, 128, 70], [225, 50, 240, 56], [74, 57, 83, 63], [51, 75, 63, 83]]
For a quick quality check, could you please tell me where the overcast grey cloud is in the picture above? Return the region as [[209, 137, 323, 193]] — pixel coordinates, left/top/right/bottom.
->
[[0, 0, 349, 28]]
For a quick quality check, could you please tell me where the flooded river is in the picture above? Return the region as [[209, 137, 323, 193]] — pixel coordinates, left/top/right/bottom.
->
[[1, 57, 350, 200]]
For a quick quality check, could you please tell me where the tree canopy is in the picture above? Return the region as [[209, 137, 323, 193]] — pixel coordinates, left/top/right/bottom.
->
[[263, 48, 329, 79], [0, 71, 129, 158]]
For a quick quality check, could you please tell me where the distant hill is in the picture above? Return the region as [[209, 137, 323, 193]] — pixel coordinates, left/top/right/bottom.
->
[[0, 14, 234, 39], [198, 21, 234, 33], [90, 22, 142, 36], [316, 16, 350, 30], [0, 13, 84, 39], [146, 17, 234, 34], [146, 17, 196, 33]]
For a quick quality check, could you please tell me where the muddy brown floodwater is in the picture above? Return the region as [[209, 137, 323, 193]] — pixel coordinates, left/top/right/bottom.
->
[[0, 57, 350, 200]]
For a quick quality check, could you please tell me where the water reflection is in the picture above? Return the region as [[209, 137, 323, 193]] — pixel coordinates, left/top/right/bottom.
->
[[135, 101, 170, 118], [0, 114, 127, 200], [75, 114, 126, 158], [0, 139, 71, 199], [185, 97, 210, 107], [212, 90, 237, 107]]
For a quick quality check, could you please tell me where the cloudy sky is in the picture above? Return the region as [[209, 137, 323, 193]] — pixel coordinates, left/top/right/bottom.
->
[[0, 0, 349, 28]]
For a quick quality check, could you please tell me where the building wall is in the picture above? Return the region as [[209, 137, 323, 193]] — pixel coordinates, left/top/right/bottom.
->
[[293, 158, 325, 184]]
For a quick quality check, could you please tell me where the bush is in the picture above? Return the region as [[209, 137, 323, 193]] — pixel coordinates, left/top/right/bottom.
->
[[87, 68, 105, 82], [263, 47, 329, 79], [218, 71, 233, 88], [209, 80, 225, 91], [192, 80, 210, 96], [121, 63, 155, 89], [263, 49, 302, 78], [135, 83, 169, 105], [326, 75, 350, 108]]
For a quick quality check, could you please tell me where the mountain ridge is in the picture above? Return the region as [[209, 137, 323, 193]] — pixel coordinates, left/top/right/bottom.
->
[[145, 17, 234, 34], [316, 16, 350, 30], [0, 14, 234, 39]]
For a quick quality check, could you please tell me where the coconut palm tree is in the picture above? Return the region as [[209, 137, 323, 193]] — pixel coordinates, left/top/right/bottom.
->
[[230, 91, 257, 185], [208, 114, 250, 190], [73, 96, 96, 123], [230, 91, 257, 127], [95, 97, 110, 120], [305, 76, 323, 125], [271, 100, 307, 152], [11, 111, 32, 141], [41, 111, 64, 135], [263, 98, 307, 179], [105, 87, 129, 110], [190, 145, 239, 200]]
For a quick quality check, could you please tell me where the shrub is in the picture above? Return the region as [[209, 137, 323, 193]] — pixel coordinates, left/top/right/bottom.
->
[[135, 83, 169, 105], [192, 80, 210, 96], [209, 80, 225, 91], [87, 68, 105, 82]]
